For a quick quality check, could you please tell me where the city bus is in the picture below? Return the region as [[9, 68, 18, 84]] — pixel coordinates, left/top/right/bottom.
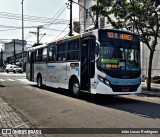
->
[[26, 28, 141, 96]]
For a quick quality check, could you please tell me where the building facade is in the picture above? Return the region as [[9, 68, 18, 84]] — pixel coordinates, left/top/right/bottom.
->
[[79, 0, 112, 32], [1, 39, 27, 65], [141, 39, 160, 76], [79, 0, 96, 32]]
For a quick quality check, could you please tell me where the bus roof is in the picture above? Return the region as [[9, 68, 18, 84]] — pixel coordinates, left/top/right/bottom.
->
[[28, 44, 47, 51], [28, 28, 138, 52]]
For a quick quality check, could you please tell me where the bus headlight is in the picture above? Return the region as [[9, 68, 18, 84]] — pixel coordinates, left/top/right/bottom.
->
[[104, 79, 110, 86], [98, 75, 110, 87], [98, 75, 104, 82]]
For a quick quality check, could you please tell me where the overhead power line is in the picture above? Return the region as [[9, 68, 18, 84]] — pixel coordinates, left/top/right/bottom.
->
[[50, 25, 69, 43], [0, 11, 69, 24], [0, 24, 42, 29], [42, 5, 67, 31]]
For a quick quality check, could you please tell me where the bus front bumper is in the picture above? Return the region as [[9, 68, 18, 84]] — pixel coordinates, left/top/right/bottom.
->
[[91, 82, 141, 95]]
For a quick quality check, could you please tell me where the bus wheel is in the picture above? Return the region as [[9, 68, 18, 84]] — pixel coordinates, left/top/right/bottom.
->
[[71, 81, 80, 97], [37, 76, 43, 88]]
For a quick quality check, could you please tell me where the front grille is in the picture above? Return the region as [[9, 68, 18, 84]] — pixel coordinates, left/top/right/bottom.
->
[[110, 84, 139, 92], [109, 72, 140, 79]]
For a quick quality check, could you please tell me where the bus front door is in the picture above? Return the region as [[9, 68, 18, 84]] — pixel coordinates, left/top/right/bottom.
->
[[26, 51, 34, 81], [80, 37, 95, 92], [30, 52, 34, 81]]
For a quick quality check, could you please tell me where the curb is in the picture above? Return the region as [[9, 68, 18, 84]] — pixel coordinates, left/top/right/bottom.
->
[[141, 91, 160, 97]]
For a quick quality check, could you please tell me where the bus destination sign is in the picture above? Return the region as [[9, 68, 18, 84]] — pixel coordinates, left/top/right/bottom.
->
[[107, 32, 133, 41]]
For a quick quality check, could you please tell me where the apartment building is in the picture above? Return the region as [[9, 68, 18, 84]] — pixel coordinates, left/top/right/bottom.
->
[[1, 39, 27, 65]]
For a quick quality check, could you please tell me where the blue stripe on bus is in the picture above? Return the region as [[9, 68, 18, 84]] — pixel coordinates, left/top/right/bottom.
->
[[105, 75, 140, 85], [48, 66, 55, 69], [76, 67, 80, 76]]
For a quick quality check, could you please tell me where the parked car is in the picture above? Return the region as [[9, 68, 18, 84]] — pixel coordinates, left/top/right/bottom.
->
[[5, 65, 23, 73], [152, 75, 160, 84]]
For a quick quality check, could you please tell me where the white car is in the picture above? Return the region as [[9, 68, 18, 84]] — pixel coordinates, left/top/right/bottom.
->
[[5, 65, 23, 73]]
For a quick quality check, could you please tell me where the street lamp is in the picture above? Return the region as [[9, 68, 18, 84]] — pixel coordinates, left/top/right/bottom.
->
[[21, 0, 24, 71]]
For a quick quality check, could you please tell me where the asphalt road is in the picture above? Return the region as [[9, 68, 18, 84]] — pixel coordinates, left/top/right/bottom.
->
[[0, 72, 160, 137]]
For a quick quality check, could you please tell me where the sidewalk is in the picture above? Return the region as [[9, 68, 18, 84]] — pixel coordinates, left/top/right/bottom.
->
[[0, 97, 44, 137], [141, 82, 160, 97]]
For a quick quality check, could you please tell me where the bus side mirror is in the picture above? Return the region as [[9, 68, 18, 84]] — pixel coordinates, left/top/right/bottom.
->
[[95, 40, 100, 62], [95, 40, 100, 55]]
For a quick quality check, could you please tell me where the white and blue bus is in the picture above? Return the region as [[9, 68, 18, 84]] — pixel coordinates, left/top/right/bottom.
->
[[26, 28, 141, 96]]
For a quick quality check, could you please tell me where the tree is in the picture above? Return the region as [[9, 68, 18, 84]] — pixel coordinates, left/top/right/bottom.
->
[[92, 0, 160, 90]]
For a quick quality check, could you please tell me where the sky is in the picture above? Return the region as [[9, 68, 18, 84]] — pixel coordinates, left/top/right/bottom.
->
[[0, 0, 79, 48]]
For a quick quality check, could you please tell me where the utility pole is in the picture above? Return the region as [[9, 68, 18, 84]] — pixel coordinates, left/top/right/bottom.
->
[[13, 39, 16, 65], [37, 26, 42, 45], [68, 0, 73, 36], [21, 0, 24, 71], [30, 26, 43, 46]]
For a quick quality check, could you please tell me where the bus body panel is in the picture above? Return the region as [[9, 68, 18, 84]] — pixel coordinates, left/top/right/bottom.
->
[[45, 63, 68, 88], [33, 63, 47, 84], [33, 62, 81, 89], [66, 62, 80, 89], [26, 28, 141, 96]]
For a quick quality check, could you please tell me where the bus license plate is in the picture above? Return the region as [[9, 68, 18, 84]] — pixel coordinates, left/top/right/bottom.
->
[[122, 88, 130, 92]]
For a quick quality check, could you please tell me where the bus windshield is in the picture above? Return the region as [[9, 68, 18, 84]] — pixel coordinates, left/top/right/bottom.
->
[[98, 41, 140, 71]]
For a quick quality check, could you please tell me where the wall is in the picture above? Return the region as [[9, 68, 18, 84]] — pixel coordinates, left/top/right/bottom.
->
[[141, 38, 160, 76]]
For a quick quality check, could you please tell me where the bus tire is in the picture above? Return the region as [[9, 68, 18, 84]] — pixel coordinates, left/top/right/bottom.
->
[[37, 75, 43, 88], [70, 80, 81, 97]]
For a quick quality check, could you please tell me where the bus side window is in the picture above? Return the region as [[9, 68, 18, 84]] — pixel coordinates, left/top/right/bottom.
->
[[35, 50, 38, 62], [42, 48, 47, 62], [67, 40, 79, 61], [35, 49, 43, 62], [56, 43, 66, 62], [48, 47, 56, 62]]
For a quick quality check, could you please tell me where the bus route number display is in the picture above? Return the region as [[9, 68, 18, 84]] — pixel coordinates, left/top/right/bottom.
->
[[107, 32, 133, 41]]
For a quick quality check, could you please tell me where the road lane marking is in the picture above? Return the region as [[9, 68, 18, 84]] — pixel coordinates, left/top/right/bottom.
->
[[0, 79, 5, 81], [7, 79, 15, 81], [0, 79, 30, 82], [17, 79, 28, 81]]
